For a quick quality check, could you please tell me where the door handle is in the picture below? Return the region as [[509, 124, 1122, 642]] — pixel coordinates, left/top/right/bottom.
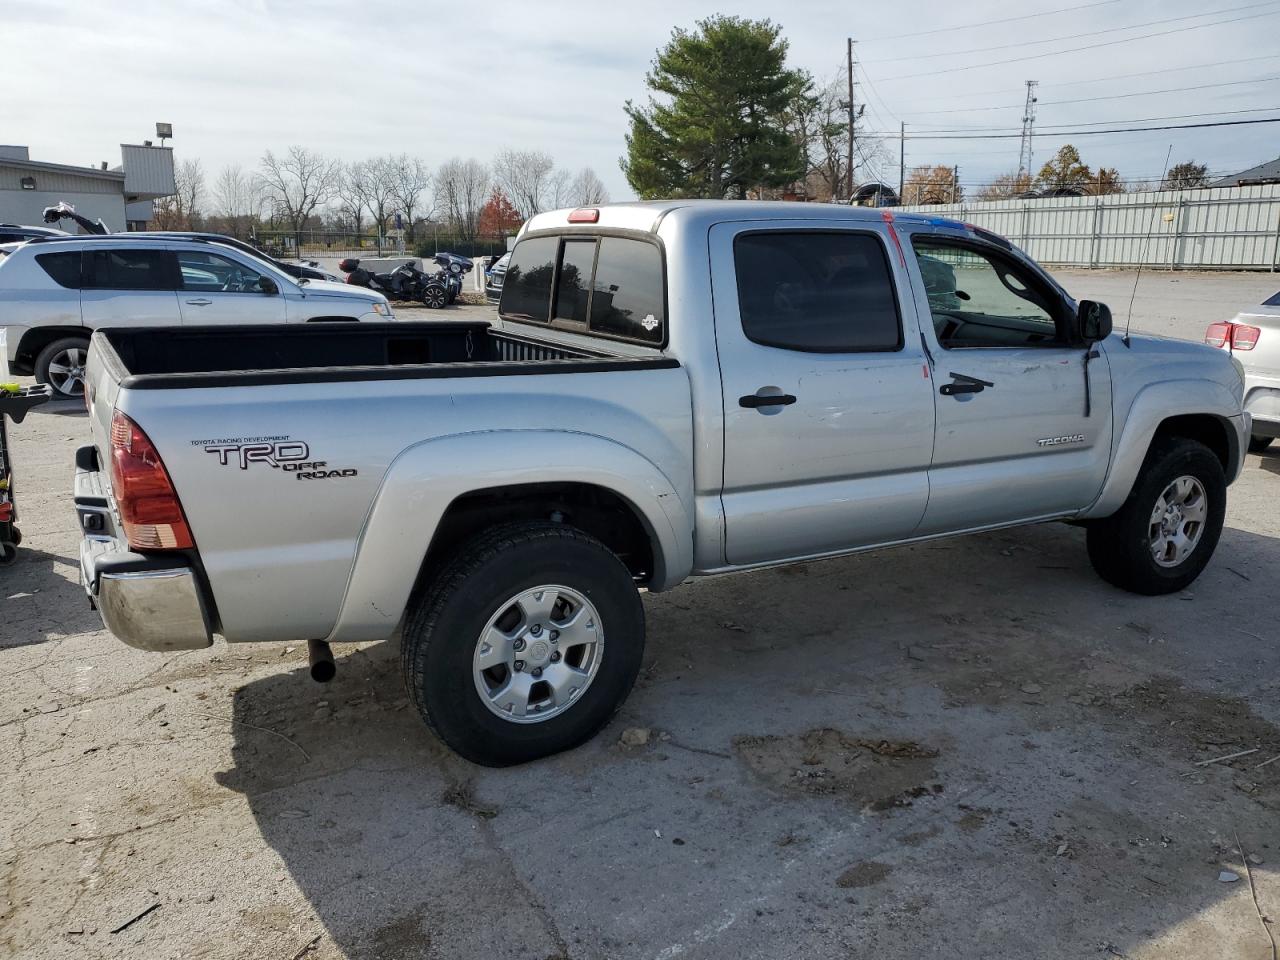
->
[[939, 372, 994, 396], [739, 392, 797, 409], [185, 298, 213, 306]]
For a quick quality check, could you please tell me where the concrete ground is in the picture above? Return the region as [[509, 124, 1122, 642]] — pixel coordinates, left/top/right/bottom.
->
[[2, 271, 1280, 960]]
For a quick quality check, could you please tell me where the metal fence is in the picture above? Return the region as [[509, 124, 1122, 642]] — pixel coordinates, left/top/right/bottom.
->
[[899, 183, 1280, 271]]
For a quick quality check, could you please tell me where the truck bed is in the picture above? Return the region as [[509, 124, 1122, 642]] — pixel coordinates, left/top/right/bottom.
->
[[94, 322, 674, 390]]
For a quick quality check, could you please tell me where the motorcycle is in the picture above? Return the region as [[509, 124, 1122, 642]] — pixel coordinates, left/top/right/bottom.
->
[[431, 253, 473, 305], [340, 258, 452, 309]]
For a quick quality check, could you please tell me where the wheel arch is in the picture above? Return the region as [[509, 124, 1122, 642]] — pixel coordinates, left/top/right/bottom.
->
[[324, 430, 693, 644], [1083, 379, 1243, 519], [17, 326, 93, 371]]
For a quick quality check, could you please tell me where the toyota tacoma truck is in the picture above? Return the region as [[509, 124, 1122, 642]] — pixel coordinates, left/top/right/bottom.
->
[[75, 201, 1250, 766]]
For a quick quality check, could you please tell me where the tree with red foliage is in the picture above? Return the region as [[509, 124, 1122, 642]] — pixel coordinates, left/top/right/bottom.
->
[[477, 188, 522, 237]]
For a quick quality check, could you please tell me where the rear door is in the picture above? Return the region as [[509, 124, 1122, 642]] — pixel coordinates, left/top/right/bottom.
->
[[176, 249, 287, 325], [711, 220, 936, 566], [906, 232, 1112, 534], [81, 247, 181, 328]]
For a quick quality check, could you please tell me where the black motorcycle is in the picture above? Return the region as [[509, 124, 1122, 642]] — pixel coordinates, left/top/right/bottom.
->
[[431, 253, 473, 304], [341, 258, 451, 309]]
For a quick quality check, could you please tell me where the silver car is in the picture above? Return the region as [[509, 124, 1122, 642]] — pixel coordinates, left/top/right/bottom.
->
[[1207, 290, 1280, 452]]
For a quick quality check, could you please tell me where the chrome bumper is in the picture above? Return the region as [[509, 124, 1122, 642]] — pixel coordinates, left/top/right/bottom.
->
[[76, 449, 212, 652]]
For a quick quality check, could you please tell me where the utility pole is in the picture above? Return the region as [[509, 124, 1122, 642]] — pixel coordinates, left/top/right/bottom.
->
[[898, 122, 905, 202], [1017, 80, 1039, 181], [952, 166, 960, 204], [846, 37, 856, 203]]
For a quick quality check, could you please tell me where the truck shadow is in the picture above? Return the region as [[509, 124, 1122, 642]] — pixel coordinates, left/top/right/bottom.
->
[[0, 546, 97, 649], [214, 517, 1280, 959]]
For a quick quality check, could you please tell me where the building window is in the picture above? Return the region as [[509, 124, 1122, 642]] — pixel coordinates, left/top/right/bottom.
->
[[20, 176, 36, 190]]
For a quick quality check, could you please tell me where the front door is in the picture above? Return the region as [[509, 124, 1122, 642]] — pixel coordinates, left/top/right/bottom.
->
[[906, 233, 1113, 535], [176, 249, 287, 325], [711, 221, 936, 567]]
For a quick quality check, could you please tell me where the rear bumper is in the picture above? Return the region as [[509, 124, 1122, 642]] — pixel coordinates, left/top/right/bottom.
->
[[75, 449, 212, 652], [1244, 371, 1280, 437]]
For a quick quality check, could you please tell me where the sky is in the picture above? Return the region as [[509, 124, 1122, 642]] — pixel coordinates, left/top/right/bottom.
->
[[2, 0, 1277, 203]]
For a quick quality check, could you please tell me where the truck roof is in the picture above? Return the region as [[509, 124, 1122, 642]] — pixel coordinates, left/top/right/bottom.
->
[[522, 200, 910, 237]]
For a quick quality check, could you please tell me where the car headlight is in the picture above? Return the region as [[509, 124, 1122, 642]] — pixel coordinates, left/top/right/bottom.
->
[[372, 301, 392, 317]]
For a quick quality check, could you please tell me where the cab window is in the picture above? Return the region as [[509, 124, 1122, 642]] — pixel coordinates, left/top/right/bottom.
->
[[912, 239, 1065, 349]]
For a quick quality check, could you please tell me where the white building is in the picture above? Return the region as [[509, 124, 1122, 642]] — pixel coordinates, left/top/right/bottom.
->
[[0, 143, 176, 232]]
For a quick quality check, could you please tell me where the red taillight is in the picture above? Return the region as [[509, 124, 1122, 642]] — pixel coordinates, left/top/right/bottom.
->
[[1231, 323, 1261, 351], [567, 208, 599, 223], [1205, 322, 1232, 348], [109, 410, 193, 551]]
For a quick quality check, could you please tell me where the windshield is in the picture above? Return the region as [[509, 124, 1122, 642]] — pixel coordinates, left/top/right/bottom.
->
[[1264, 290, 1280, 307]]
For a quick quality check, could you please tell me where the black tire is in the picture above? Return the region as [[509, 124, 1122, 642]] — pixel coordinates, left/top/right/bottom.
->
[[1248, 435, 1274, 454], [402, 522, 645, 766], [1086, 437, 1226, 595], [34, 336, 91, 399], [422, 285, 447, 309]]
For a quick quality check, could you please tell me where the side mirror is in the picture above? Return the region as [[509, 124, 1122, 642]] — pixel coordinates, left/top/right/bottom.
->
[[1078, 300, 1112, 343], [259, 276, 279, 295]]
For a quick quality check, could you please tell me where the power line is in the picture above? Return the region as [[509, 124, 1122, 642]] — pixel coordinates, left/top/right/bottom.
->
[[878, 8, 1280, 82], [868, 2, 1278, 64], [884, 115, 1280, 140], [863, 0, 1120, 42], [910, 54, 1280, 102], [893, 106, 1280, 135], [908, 75, 1280, 115]]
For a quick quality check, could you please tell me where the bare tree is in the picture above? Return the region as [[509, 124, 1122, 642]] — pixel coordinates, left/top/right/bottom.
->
[[154, 158, 205, 230], [569, 167, 609, 205], [492, 149, 555, 220], [434, 157, 492, 243], [388, 155, 432, 245], [212, 163, 254, 237], [256, 146, 340, 250], [347, 157, 397, 253], [335, 162, 367, 240]]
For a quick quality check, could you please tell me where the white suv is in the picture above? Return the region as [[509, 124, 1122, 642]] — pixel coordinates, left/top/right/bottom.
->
[[0, 235, 394, 396]]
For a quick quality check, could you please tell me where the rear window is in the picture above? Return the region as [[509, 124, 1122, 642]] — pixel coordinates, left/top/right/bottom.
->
[[499, 234, 665, 345], [36, 251, 82, 288], [1265, 291, 1280, 307], [500, 236, 557, 321], [84, 249, 176, 291]]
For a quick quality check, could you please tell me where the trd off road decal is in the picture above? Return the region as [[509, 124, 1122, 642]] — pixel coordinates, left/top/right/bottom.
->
[[191, 436, 358, 480]]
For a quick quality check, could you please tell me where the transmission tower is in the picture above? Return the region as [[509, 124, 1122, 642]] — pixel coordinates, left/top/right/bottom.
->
[[1017, 80, 1039, 180]]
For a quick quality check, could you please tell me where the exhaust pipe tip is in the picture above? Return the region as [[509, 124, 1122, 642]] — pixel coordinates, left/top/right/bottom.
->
[[307, 639, 336, 683]]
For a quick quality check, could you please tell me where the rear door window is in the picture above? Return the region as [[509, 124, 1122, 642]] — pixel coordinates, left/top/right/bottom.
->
[[35, 251, 83, 288], [84, 249, 177, 291], [499, 236, 557, 321], [589, 237, 664, 344], [733, 231, 901, 352]]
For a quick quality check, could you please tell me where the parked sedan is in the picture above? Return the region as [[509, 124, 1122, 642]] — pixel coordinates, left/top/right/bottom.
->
[[1206, 290, 1280, 452]]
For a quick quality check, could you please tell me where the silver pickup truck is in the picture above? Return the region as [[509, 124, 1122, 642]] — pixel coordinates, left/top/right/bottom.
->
[[76, 201, 1250, 765]]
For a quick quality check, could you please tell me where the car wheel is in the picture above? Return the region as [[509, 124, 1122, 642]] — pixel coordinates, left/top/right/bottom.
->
[[34, 337, 91, 399], [1086, 437, 1226, 595], [423, 285, 447, 309], [1248, 435, 1273, 454], [401, 521, 645, 766]]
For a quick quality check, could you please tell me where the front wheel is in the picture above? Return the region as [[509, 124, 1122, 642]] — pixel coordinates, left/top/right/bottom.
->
[[34, 336, 91, 399], [1086, 437, 1226, 595], [402, 522, 645, 766]]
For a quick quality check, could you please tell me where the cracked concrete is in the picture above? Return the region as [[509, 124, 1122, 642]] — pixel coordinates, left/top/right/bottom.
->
[[3, 282, 1280, 959]]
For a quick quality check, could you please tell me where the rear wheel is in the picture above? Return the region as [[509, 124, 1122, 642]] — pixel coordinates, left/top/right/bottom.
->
[[402, 522, 645, 766], [1086, 437, 1225, 595], [34, 337, 91, 399], [422, 284, 447, 309], [1249, 435, 1274, 454]]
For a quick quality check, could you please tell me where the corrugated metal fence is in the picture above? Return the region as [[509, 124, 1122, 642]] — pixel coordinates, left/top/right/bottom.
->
[[899, 184, 1280, 271]]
